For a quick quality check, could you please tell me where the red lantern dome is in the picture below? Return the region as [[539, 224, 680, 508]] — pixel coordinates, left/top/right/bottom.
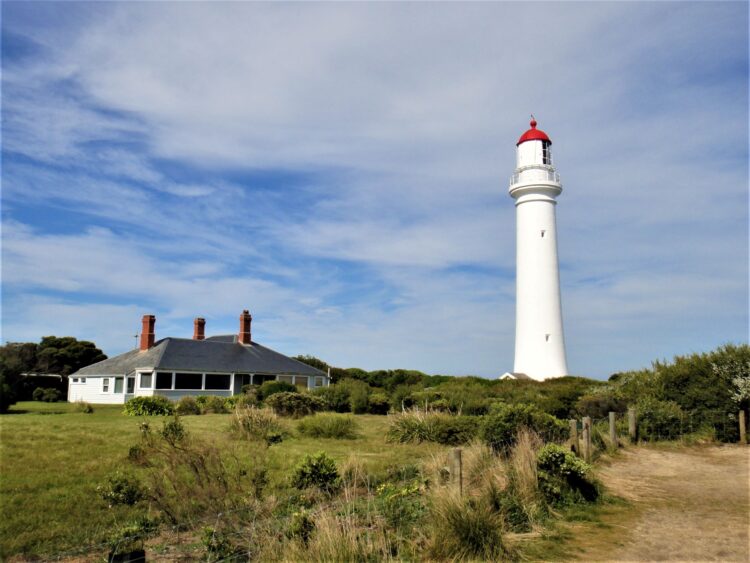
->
[[516, 117, 551, 146]]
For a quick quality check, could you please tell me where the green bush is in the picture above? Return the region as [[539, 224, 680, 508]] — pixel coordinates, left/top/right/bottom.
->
[[376, 481, 425, 533], [429, 496, 507, 561], [636, 397, 684, 441], [97, 472, 145, 507], [536, 444, 599, 505], [258, 380, 297, 401], [386, 410, 479, 445], [338, 378, 370, 414], [432, 416, 481, 445], [195, 395, 228, 414], [230, 406, 285, 444], [32, 387, 61, 402], [266, 392, 324, 418], [368, 393, 391, 415], [575, 389, 627, 418], [0, 373, 17, 413], [481, 403, 567, 453], [175, 396, 201, 415], [124, 396, 174, 416], [73, 400, 94, 413], [297, 413, 359, 439], [287, 510, 316, 545], [290, 451, 341, 492], [311, 384, 351, 412]]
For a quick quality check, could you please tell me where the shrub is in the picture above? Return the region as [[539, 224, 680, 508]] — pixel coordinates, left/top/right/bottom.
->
[[266, 392, 324, 418], [124, 396, 174, 416], [297, 413, 359, 439], [230, 406, 285, 444], [0, 374, 17, 413], [387, 409, 480, 446], [160, 416, 187, 445], [32, 387, 61, 402], [175, 396, 201, 415], [73, 400, 94, 413], [195, 395, 228, 414], [311, 384, 351, 413], [428, 494, 508, 561], [291, 452, 341, 493], [536, 443, 599, 506], [376, 481, 425, 533], [235, 392, 259, 409], [368, 393, 391, 415], [287, 510, 316, 545], [432, 416, 481, 445], [97, 472, 145, 507], [575, 389, 627, 418], [258, 380, 297, 401], [636, 397, 684, 441], [481, 403, 567, 453]]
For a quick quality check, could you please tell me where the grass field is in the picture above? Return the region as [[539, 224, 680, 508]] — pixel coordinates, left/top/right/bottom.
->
[[0, 402, 444, 559]]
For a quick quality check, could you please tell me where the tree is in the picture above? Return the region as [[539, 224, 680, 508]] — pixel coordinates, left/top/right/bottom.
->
[[0, 337, 107, 412]]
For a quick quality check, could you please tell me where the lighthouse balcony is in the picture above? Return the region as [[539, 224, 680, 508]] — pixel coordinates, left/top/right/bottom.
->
[[509, 167, 560, 188]]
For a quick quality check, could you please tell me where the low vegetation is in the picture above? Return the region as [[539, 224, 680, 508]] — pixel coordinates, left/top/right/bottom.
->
[[297, 413, 359, 439]]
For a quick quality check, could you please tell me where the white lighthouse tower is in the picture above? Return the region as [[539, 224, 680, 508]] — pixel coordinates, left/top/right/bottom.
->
[[508, 117, 568, 380]]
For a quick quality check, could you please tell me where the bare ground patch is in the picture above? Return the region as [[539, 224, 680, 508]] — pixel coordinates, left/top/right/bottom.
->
[[566, 445, 749, 562]]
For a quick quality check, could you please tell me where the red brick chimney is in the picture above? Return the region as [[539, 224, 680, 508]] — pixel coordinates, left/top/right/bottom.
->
[[140, 315, 155, 351], [239, 309, 252, 345], [193, 317, 206, 340]]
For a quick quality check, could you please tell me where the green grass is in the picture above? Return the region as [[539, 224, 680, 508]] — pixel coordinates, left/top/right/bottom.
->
[[0, 402, 443, 559]]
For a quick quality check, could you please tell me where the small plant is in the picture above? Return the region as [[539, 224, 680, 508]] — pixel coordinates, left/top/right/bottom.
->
[[258, 380, 297, 400], [175, 396, 201, 415], [536, 443, 599, 506], [195, 395, 228, 414], [312, 384, 351, 413], [32, 387, 61, 402], [266, 392, 324, 418], [482, 403, 567, 453], [291, 451, 341, 493], [107, 515, 157, 558], [73, 400, 94, 413], [297, 413, 359, 439], [160, 416, 187, 445], [124, 396, 174, 416], [230, 406, 285, 445], [376, 481, 425, 533], [386, 409, 479, 445], [428, 494, 508, 561], [287, 510, 316, 545], [202, 526, 242, 561], [97, 472, 145, 507]]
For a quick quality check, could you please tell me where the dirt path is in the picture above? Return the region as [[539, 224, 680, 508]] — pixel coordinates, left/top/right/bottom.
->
[[568, 445, 750, 562]]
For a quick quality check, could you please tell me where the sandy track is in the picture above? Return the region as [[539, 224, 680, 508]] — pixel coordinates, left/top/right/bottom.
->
[[572, 446, 750, 562]]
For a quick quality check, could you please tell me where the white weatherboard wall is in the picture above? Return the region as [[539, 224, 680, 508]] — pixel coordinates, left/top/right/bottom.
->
[[509, 128, 568, 380], [68, 376, 132, 404]]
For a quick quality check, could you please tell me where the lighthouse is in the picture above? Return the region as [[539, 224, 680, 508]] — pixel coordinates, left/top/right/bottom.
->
[[508, 117, 568, 380]]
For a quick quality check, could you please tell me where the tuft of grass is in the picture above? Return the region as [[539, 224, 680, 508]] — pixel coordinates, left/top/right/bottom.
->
[[72, 400, 94, 414], [297, 413, 359, 439], [230, 405, 286, 444]]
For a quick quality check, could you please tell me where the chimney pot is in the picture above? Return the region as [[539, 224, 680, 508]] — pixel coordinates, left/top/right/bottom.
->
[[140, 315, 155, 351], [239, 310, 252, 345], [193, 317, 206, 340]]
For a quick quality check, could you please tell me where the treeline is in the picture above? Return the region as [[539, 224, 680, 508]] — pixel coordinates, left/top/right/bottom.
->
[[295, 343, 750, 442], [0, 337, 107, 412]]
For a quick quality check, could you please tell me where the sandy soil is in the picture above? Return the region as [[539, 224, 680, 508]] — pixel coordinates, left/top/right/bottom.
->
[[571, 445, 750, 562]]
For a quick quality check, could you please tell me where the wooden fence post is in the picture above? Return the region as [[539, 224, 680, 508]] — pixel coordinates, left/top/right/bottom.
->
[[609, 411, 618, 449], [451, 448, 463, 496], [628, 408, 637, 444], [740, 411, 747, 445], [569, 419, 579, 456], [582, 417, 592, 462]]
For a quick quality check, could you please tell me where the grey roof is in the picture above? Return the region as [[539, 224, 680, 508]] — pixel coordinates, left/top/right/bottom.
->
[[74, 337, 326, 377]]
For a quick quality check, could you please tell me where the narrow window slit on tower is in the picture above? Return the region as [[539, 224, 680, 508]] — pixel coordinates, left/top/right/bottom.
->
[[545, 334, 550, 342], [541, 230, 546, 238]]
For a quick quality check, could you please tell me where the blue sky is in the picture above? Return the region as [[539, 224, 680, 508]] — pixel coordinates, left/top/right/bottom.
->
[[1, 2, 747, 378]]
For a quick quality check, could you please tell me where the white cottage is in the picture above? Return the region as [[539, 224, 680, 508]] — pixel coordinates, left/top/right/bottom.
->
[[68, 310, 328, 404]]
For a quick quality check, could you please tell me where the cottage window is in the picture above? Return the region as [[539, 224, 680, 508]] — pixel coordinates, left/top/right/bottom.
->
[[139, 373, 153, 389], [127, 377, 135, 394], [81, 377, 86, 383], [205, 374, 231, 390], [72, 378, 79, 383], [175, 372, 202, 390], [155, 372, 173, 390], [114, 377, 124, 393], [254, 374, 275, 385], [277, 375, 294, 385], [315, 376, 325, 387], [295, 376, 308, 389], [102, 378, 110, 392]]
